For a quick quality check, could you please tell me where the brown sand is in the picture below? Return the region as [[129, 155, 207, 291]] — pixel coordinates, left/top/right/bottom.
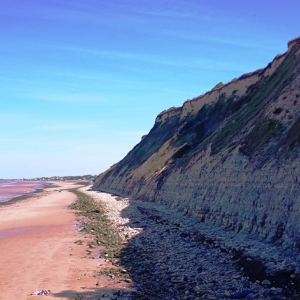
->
[[0, 182, 129, 300]]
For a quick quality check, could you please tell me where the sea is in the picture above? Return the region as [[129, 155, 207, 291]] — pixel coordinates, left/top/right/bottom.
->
[[0, 180, 44, 203]]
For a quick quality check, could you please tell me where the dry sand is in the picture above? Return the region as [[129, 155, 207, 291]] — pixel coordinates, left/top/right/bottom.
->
[[0, 182, 129, 300]]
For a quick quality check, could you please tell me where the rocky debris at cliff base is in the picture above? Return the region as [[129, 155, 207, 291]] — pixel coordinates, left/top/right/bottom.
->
[[83, 187, 300, 300]]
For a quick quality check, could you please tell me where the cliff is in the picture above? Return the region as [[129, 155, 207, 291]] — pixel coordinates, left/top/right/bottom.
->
[[93, 37, 300, 273]]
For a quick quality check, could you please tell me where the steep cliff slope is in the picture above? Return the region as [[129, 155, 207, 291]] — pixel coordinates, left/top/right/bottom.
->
[[94, 37, 300, 270]]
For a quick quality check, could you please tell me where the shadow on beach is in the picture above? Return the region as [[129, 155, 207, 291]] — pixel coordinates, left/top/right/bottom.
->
[[116, 197, 300, 300], [70, 189, 300, 300], [52, 287, 129, 299], [116, 199, 210, 300]]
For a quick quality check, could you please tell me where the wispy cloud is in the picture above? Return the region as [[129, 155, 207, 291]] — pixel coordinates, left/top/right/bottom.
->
[[62, 46, 186, 67], [113, 1, 214, 20], [41, 123, 93, 131], [30, 93, 105, 104], [0, 112, 30, 121], [61, 45, 249, 72], [163, 29, 281, 52], [127, 5, 193, 18]]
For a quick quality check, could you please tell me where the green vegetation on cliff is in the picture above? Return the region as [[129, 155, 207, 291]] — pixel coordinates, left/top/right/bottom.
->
[[93, 38, 300, 269], [94, 38, 300, 192], [211, 49, 297, 154]]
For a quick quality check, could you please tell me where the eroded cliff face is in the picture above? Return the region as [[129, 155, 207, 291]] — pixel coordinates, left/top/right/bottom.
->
[[94, 37, 300, 270]]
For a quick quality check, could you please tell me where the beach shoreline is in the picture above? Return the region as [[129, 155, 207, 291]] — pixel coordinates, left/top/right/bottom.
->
[[0, 180, 45, 204], [0, 181, 129, 300]]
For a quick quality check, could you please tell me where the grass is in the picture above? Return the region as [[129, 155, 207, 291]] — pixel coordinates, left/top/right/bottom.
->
[[211, 50, 297, 154], [70, 189, 122, 254], [69, 189, 127, 267], [94, 113, 181, 185], [69, 189, 134, 282], [240, 119, 284, 157], [286, 116, 300, 151]]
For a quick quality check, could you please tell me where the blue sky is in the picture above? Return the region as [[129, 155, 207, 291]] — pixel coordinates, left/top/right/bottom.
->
[[0, 0, 299, 179]]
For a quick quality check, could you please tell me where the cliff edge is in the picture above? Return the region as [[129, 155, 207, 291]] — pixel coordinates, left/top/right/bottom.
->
[[93, 37, 300, 274]]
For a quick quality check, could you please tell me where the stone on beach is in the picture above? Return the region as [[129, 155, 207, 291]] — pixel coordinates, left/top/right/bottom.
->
[[82, 186, 298, 300]]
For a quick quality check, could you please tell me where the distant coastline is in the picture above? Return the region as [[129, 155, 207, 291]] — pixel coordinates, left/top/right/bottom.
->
[[0, 177, 94, 206]]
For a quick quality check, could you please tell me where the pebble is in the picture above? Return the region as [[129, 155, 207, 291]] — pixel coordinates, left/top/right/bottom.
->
[[83, 187, 296, 300], [230, 290, 253, 299], [246, 293, 255, 300], [262, 279, 271, 285]]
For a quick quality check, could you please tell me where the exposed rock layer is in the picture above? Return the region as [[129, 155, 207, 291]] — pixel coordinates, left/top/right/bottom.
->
[[93, 37, 300, 272]]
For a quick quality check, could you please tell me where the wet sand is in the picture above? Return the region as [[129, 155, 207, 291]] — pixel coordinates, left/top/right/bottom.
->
[[0, 180, 43, 202], [0, 182, 127, 300]]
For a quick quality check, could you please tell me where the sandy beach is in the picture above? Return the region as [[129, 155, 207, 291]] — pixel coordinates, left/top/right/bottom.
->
[[0, 182, 296, 299], [0, 182, 127, 300]]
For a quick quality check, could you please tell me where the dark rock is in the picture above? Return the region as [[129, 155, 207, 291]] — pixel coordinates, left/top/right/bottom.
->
[[246, 293, 255, 300], [230, 290, 253, 299], [262, 279, 271, 285], [263, 288, 270, 296], [180, 232, 189, 238]]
